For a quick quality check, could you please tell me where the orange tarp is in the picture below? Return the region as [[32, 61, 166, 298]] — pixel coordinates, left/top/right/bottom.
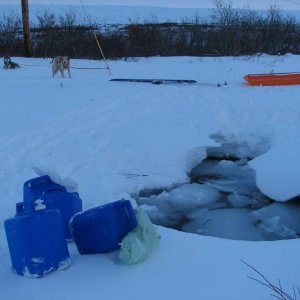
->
[[244, 73, 300, 86]]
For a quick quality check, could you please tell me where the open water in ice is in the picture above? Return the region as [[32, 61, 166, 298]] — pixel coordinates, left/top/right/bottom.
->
[[136, 134, 300, 241]]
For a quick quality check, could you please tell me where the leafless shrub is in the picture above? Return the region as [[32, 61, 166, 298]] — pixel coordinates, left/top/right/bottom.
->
[[1, 2, 300, 59], [242, 260, 300, 300]]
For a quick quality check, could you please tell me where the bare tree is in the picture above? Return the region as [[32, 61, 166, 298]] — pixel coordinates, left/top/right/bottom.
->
[[0, 12, 22, 56]]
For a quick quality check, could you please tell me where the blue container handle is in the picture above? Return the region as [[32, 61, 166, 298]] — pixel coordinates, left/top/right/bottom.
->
[[24, 175, 51, 188], [120, 200, 136, 225], [42, 187, 66, 194], [16, 201, 35, 215]]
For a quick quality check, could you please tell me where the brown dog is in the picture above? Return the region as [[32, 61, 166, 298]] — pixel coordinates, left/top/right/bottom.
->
[[52, 56, 71, 78]]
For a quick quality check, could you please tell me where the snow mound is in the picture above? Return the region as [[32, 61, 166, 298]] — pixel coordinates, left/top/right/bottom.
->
[[250, 136, 300, 201]]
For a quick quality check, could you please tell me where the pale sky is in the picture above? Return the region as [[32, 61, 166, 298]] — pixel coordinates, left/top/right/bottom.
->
[[0, 0, 298, 10]]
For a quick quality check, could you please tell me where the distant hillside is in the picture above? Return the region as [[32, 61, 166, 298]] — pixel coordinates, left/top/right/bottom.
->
[[1, 3, 300, 25], [0, 4, 214, 25]]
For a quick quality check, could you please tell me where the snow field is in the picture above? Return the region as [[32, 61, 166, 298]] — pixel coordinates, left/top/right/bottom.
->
[[1, 55, 300, 299]]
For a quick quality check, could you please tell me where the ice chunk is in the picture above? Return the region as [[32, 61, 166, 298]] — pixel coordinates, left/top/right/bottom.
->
[[250, 202, 300, 233], [228, 193, 251, 207], [139, 204, 176, 227], [258, 216, 297, 239], [138, 183, 223, 227], [228, 193, 269, 208], [139, 183, 222, 212], [208, 132, 271, 160], [183, 208, 270, 241], [191, 159, 252, 180]]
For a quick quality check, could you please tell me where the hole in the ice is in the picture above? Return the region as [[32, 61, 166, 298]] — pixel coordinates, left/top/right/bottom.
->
[[135, 134, 300, 242]]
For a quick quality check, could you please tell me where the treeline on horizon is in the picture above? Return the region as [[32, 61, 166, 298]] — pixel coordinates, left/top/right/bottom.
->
[[1, 0, 300, 59]]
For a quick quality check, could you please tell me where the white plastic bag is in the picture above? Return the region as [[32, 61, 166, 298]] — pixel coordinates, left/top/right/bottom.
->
[[119, 208, 161, 264]]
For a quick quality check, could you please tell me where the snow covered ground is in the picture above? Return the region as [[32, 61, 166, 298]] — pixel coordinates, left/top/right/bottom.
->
[[1, 54, 300, 299]]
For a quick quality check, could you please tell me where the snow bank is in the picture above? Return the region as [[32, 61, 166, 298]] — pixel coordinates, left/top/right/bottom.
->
[[250, 134, 300, 201], [1, 226, 300, 300]]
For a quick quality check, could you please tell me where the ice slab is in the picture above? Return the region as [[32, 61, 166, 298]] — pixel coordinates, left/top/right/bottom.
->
[[139, 183, 222, 211], [183, 208, 269, 241], [138, 183, 224, 226], [258, 216, 297, 239], [250, 202, 300, 234]]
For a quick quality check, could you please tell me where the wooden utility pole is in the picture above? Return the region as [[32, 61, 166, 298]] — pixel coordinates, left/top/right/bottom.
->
[[21, 0, 31, 57]]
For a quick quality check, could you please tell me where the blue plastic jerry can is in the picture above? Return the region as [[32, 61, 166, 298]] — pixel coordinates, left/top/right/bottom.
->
[[40, 188, 82, 240], [70, 199, 137, 254], [4, 200, 71, 278], [23, 175, 83, 240], [23, 175, 66, 203]]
